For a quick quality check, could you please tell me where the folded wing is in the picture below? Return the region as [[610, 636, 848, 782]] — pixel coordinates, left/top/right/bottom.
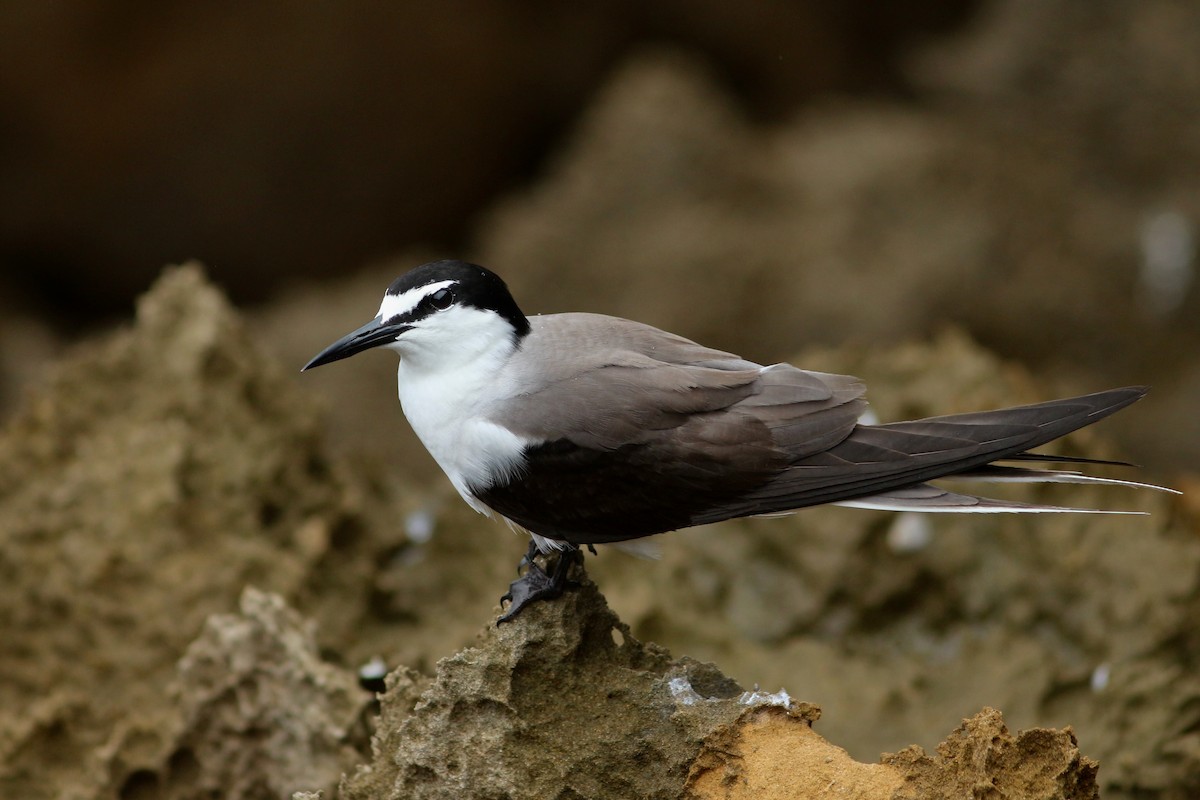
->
[[482, 314, 1158, 542]]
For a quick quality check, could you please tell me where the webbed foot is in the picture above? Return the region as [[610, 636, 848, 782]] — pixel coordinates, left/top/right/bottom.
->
[[497, 543, 581, 624]]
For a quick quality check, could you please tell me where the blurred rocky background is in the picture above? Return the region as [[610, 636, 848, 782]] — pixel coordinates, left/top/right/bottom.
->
[[2, 0, 1197, 474], [2, 2, 1199, 798]]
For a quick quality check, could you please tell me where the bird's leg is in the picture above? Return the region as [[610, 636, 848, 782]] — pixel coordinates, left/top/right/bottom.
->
[[497, 542, 582, 624], [515, 538, 539, 573]]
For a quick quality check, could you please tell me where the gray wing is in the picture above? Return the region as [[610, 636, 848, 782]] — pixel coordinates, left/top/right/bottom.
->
[[493, 313, 866, 455], [480, 315, 1150, 543], [478, 313, 866, 540]]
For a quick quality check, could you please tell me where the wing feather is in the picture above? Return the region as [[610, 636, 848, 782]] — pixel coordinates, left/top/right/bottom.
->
[[479, 314, 865, 540], [479, 315, 1149, 543]]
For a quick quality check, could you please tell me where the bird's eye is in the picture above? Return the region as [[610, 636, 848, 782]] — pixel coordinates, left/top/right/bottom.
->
[[429, 288, 454, 310]]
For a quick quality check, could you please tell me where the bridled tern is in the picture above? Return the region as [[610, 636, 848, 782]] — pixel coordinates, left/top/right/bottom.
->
[[303, 259, 1169, 621]]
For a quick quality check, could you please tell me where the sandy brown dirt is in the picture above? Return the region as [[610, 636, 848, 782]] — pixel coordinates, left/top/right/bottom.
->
[[685, 704, 1098, 799], [685, 708, 905, 799]]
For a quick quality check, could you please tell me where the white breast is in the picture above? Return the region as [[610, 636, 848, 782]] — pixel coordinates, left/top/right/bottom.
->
[[394, 333, 528, 513]]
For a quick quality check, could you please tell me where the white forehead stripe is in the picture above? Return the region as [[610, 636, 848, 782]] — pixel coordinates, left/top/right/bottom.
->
[[378, 280, 457, 320]]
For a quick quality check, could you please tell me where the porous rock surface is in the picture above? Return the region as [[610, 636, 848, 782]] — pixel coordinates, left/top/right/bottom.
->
[[168, 587, 367, 799], [342, 576, 754, 800], [0, 265, 389, 798], [341, 572, 1098, 800]]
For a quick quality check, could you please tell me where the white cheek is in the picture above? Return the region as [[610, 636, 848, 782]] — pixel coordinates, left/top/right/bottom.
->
[[391, 306, 516, 367]]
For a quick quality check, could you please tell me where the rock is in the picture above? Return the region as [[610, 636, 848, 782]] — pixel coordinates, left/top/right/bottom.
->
[[339, 569, 1100, 800], [886, 708, 1098, 800], [683, 707, 902, 799], [164, 588, 369, 799], [0, 264, 379, 798], [341, 575, 755, 800]]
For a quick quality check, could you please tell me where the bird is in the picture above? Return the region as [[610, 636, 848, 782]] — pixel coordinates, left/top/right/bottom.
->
[[302, 259, 1171, 622]]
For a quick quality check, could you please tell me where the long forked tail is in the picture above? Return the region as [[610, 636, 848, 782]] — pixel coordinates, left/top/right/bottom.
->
[[829, 386, 1177, 513], [710, 386, 1177, 517], [835, 470, 1174, 514]]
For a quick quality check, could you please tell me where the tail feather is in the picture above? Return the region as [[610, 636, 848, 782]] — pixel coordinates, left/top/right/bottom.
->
[[950, 465, 1178, 494], [835, 483, 1147, 515], [690, 386, 1160, 523], [1004, 452, 1138, 468]]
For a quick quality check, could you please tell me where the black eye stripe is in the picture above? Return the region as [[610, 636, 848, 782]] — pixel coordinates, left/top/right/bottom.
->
[[381, 261, 529, 340]]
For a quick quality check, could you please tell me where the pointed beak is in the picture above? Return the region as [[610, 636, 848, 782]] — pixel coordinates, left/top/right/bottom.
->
[[301, 316, 410, 371]]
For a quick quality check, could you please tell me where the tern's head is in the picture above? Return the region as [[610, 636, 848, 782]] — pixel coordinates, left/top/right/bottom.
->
[[302, 260, 530, 372]]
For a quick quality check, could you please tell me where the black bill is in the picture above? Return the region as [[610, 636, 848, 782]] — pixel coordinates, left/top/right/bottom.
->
[[302, 316, 410, 371]]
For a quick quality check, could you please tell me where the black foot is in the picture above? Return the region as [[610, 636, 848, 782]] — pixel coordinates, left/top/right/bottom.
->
[[497, 544, 581, 624]]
